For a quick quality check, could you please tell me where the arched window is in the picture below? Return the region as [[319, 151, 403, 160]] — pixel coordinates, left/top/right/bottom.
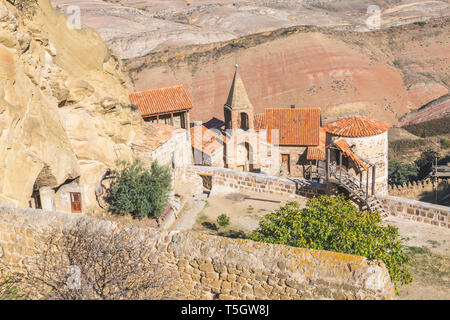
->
[[240, 112, 249, 130], [224, 108, 232, 130]]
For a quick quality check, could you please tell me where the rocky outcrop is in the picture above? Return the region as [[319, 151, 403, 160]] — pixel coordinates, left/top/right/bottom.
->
[[51, 0, 450, 59], [0, 0, 158, 210]]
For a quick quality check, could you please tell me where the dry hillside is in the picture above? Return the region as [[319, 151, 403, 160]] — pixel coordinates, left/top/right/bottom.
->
[[49, 1, 449, 124], [125, 20, 449, 124]]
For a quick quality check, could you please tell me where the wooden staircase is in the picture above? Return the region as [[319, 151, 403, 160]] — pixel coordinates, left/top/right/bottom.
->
[[327, 164, 389, 219]]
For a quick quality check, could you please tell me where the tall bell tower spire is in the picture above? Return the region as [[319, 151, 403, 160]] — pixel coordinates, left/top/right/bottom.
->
[[224, 64, 254, 131]]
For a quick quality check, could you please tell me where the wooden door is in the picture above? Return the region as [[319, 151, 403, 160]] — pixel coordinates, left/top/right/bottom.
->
[[281, 154, 290, 174], [70, 192, 82, 213]]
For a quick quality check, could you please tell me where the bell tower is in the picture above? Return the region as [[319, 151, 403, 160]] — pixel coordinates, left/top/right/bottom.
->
[[224, 64, 254, 131]]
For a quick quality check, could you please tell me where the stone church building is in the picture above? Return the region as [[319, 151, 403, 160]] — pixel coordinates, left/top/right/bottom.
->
[[192, 65, 326, 178]]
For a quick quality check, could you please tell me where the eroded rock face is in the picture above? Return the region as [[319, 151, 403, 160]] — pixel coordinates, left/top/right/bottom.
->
[[50, 0, 450, 60], [0, 0, 149, 210]]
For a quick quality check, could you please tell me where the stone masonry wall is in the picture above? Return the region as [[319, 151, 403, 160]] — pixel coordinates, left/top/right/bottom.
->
[[186, 166, 326, 198], [388, 178, 448, 200], [0, 205, 394, 300], [378, 195, 449, 229]]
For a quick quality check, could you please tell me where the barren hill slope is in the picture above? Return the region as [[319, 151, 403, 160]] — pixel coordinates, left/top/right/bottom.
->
[[126, 20, 449, 124], [51, 0, 450, 59], [51, 0, 449, 124]]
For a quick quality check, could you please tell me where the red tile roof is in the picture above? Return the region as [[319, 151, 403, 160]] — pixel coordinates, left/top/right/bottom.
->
[[129, 86, 193, 117], [255, 108, 321, 146], [334, 139, 367, 171], [132, 123, 178, 152], [324, 116, 389, 137], [190, 125, 225, 156]]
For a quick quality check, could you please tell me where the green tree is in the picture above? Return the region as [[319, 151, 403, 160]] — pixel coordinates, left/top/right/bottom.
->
[[217, 214, 230, 228], [249, 196, 413, 293], [388, 160, 419, 185], [106, 160, 172, 218], [414, 150, 439, 179]]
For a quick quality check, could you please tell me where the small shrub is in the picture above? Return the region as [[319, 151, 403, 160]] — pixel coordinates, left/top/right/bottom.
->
[[0, 270, 23, 300], [201, 221, 218, 231], [249, 195, 413, 293], [217, 214, 230, 228], [414, 21, 426, 27], [21, 221, 170, 299], [106, 159, 172, 218]]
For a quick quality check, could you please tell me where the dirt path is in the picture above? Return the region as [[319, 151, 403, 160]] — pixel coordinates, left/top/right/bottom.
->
[[171, 193, 208, 231], [385, 216, 450, 300]]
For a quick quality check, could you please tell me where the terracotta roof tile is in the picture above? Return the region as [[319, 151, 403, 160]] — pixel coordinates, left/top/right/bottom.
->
[[190, 125, 225, 156], [334, 139, 367, 171], [324, 116, 389, 137], [132, 123, 178, 152], [129, 86, 193, 117], [256, 108, 321, 146]]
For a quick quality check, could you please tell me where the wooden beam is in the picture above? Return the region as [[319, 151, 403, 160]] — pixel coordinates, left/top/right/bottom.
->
[[366, 169, 369, 200], [327, 148, 331, 180], [170, 113, 174, 126], [372, 165, 376, 196], [360, 172, 362, 189]]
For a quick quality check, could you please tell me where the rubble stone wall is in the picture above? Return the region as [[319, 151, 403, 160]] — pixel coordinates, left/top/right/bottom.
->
[[0, 205, 394, 300], [379, 195, 449, 228], [186, 166, 326, 198]]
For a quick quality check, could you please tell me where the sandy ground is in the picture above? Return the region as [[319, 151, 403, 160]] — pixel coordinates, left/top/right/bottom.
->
[[385, 216, 450, 256], [385, 216, 450, 300], [193, 190, 306, 234]]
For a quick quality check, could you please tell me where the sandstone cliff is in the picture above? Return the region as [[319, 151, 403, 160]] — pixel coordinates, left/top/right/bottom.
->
[[0, 0, 154, 210]]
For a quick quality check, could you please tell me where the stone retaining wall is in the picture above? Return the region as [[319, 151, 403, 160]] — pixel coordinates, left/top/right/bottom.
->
[[379, 195, 449, 228], [388, 178, 448, 199], [186, 166, 326, 198], [0, 205, 394, 300]]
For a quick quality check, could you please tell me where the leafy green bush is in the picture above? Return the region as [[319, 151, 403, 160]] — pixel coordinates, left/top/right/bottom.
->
[[106, 160, 172, 218], [249, 195, 413, 293], [217, 214, 230, 228], [388, 160, 419, 185]]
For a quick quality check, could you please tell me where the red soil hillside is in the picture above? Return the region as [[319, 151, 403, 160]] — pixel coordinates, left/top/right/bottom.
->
[[125, 20, 449, 125]]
